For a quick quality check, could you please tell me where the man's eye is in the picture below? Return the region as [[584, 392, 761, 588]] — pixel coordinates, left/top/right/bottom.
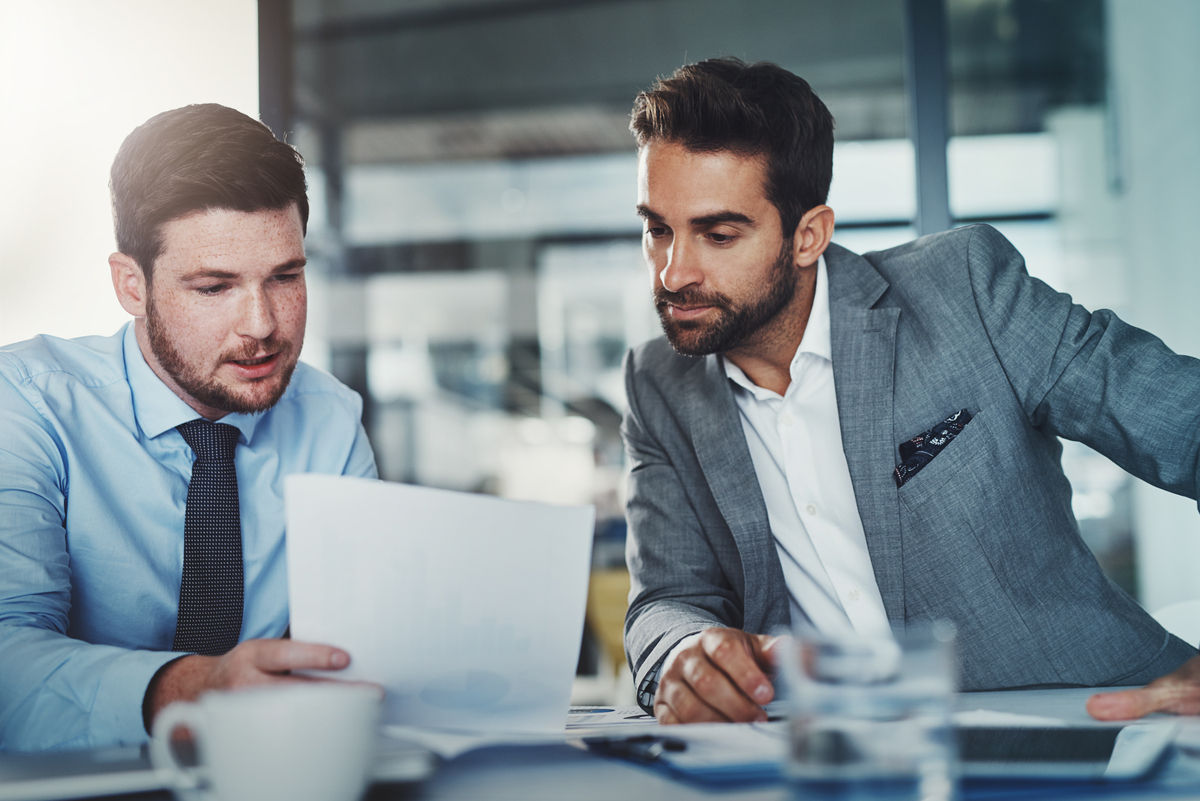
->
[[273, 272, 301, 284], [708, 232, 735, 244], [645, 226, 669, 238], [196, 285, 226, 296]]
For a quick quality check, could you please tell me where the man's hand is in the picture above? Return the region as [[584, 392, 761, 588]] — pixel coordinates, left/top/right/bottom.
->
[[1086, 654, 1200, 720], [654, 627, 779, 724], [144, 638, 352, 728]]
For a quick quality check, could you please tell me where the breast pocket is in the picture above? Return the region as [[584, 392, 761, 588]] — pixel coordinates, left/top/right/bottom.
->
[[896, 409, 997, 510]]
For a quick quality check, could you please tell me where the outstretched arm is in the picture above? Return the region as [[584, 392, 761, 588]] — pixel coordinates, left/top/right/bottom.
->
[[961, 225, 1200, 716]]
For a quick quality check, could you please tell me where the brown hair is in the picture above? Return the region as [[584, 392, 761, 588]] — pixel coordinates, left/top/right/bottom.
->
[[630, 58, 834, 236], [110, 103, 308, 279]]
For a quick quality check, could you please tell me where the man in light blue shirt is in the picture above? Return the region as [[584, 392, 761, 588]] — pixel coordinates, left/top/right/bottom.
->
[[0, 104, 377, 751]]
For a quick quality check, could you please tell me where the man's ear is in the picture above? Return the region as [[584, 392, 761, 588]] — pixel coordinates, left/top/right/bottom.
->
[[109, 252, 148, 317], [790, 205, 835, 268]]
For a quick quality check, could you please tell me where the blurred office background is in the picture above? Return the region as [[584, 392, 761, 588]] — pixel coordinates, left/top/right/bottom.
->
[[3, 0, 1199, 702]]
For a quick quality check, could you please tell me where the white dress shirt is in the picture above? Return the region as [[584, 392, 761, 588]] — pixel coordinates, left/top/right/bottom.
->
[[723, 256, 891, 638]]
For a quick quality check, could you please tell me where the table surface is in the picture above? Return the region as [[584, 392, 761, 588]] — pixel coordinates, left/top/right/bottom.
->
[[399, 688, 1200, 801], [8, 687, 1200, 801]]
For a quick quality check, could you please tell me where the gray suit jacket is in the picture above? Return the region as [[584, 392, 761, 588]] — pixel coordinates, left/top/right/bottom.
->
[[622, 224, 1199, 700]]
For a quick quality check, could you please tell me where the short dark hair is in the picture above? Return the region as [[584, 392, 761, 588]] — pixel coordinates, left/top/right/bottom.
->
[[630, 58, 834, 236], [110, 103, 309, 278]]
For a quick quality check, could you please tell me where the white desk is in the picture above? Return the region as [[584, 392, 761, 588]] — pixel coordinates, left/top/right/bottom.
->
[[5, 689, 1200, 801], [404, 688, 1200, 801]]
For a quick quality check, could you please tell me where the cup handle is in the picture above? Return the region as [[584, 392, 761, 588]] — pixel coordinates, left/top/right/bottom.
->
[[150, 701, 207, 792]]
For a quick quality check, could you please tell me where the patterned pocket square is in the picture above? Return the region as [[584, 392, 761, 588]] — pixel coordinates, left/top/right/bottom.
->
[[893, 409, 974, 488]]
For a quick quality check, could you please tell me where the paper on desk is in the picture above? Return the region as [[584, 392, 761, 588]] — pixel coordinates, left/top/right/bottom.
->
[[285, 475, 594, 733], [565, 706, 657, 729], [382, 706, 658, 761], [382, 723, 567, 759], [953, 709, 1070, 727]]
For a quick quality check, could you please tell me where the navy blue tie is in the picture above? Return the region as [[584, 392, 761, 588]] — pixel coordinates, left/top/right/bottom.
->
[[173, 420, 244, 655]]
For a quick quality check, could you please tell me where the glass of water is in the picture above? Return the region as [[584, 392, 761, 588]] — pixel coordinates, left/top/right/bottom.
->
[[780, 622, 958, 801]]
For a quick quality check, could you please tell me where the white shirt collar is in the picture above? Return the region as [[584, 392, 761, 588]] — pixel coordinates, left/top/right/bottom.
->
[[723, 254, 830, 399]]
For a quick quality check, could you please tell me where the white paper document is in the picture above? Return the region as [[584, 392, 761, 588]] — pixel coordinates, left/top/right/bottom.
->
[[953, 709, 1070, 728], [285, 475, 595, 733]]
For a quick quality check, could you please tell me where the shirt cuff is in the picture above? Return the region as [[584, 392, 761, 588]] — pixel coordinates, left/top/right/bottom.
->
[[636, 658, 662, 715], [635, 632, 704, 715], [91, 649, 188, 746]]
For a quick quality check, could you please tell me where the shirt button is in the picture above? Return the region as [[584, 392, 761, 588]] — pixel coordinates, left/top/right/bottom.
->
[[805, 504, 817, 516], [780, 411, 793, 426], [848, 588, 862, 602]]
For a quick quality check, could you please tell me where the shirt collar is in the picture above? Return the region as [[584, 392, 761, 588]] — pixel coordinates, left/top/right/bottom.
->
[[723, 254, 831, 399], [796, 254, 832, 363], [122, 322, 262, 443]]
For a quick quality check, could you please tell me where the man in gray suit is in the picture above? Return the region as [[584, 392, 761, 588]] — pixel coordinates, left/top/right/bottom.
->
[[622, 57, 1200, 725]]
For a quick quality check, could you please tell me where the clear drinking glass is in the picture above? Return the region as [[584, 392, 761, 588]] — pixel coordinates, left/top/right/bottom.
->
[[781, 622, 958, 801]]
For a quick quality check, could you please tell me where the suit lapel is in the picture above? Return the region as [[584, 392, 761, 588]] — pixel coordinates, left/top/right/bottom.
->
[[826, 244, 906, 624], [680, 355, 788, 630]]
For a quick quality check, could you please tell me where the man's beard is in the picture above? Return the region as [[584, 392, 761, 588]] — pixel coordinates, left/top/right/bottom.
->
[[654, 239, 797, 356], [146, 297, 297, 415]]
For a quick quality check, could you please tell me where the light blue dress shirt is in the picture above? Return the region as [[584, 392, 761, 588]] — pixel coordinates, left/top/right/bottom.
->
[[0, 323, 377, 751]]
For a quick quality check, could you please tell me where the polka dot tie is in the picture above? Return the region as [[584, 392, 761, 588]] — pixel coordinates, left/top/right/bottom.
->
[[173, 419, 244, 656]]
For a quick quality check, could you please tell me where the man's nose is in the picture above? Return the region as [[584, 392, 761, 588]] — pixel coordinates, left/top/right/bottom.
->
[[658, 239, 702, 293], [237, 289, 277, 340]]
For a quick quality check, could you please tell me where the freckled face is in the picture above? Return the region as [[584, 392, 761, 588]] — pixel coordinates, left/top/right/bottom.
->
[[637, 140, 797, 356], [138, 205, 307, 419]]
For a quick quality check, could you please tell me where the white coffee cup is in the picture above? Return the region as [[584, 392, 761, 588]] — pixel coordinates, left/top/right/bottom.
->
[[150, 683, 382, 801]]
